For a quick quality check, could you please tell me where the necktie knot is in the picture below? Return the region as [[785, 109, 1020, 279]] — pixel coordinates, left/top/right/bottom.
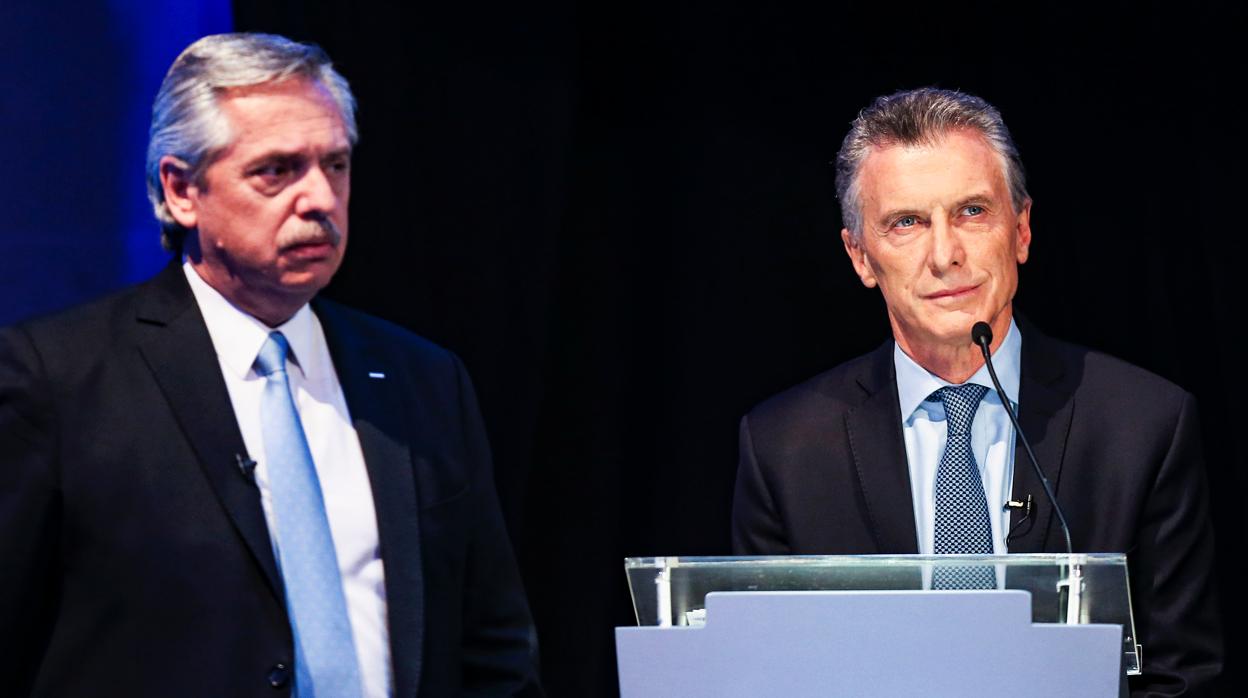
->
[[931, 384, 989, 436], [255, 332, 291, 378]]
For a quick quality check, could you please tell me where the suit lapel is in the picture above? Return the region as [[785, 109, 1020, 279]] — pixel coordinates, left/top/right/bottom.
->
[[844, 342, 920, 553], [316, 301, 425, 697], [134, 263, 284, 599], [1007, 323, 1075, 553]]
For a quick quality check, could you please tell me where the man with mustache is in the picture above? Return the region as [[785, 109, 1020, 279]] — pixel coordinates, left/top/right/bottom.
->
[[0, 33, 540, 697], [731, 88, 1221, 695]]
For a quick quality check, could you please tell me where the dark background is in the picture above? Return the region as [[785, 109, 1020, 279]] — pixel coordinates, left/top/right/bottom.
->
[[5, 1, 1245, 694]]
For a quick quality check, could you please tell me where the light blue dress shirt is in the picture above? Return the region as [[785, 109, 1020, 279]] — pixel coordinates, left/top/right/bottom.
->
[[894, 319, 1022, 554]]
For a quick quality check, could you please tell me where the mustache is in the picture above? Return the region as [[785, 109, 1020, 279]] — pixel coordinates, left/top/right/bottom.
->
[[277, 218, 342, 249]]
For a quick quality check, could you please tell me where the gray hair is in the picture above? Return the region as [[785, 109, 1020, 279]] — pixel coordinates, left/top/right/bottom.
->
[[146, 32, 358, 252], [834, 87, 1028, 240]]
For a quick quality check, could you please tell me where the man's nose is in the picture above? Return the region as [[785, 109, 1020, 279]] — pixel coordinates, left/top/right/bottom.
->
[[294, 165, 339, 216], [928, 210, 965, 273]]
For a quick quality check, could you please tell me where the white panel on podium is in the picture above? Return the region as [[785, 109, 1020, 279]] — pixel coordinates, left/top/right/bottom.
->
[[616, 590, 1122, 697]]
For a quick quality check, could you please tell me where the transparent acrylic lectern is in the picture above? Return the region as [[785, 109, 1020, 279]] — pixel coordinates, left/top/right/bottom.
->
[[617, 554, 1139, 697]]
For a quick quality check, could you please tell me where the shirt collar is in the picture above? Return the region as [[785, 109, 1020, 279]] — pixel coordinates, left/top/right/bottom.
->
[[893, 318, 1023, 420], [182, 261, 321, 381]]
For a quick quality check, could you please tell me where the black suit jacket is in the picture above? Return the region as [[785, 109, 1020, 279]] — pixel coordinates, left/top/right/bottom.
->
[[732, 322, 1221, 697], [0, 263, 540, 696]]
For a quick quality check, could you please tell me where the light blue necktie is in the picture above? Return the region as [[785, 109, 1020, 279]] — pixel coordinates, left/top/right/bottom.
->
[[930, 384, 996, 590], [255, 332, 363, 698]]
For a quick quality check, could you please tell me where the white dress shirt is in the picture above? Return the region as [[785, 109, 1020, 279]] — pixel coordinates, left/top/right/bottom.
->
[[183, 263, 391, 698], [894, 319, 1022, 555]]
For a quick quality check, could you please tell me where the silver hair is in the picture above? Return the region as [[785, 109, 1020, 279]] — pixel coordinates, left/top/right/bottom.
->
[[834, 87, 1028, 240], [146, 32, 358, 251]]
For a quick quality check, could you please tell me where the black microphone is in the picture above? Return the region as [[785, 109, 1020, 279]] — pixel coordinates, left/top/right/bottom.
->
[[971, 321, 1073, 555]]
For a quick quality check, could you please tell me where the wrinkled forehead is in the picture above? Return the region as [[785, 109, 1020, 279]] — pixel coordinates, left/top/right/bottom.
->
[[862, 128, 1004, 171], [216, 74, 333, 102], [858, 130, 1011, 206], [214, 78, 351, 155]]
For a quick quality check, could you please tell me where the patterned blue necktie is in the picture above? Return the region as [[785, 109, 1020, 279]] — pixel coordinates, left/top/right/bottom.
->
[[930, 384, 996, 590], [255, 332, 363, 698]]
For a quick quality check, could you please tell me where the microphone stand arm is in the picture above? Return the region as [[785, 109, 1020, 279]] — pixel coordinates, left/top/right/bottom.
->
[[974, 325, 1082, 623], [1057, 559, 1086, 625]]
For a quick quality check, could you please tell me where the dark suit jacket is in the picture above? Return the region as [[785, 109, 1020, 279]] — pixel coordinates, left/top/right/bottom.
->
[[0, 262, 540, 696], [732, 321, 1222, 697]]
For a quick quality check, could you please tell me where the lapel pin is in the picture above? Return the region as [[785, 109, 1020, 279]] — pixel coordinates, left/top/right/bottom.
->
[[368, 371, 386, 379]]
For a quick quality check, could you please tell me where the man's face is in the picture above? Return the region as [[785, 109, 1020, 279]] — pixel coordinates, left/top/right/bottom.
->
[[167, 77, 352, 322], [841, 129, 1031, 355]]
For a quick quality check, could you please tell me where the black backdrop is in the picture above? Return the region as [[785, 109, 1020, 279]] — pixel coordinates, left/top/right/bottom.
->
[[234, 2, 1245, 694]]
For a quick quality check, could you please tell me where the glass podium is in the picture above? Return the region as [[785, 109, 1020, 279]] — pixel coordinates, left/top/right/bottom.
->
[[624, 554, 1140, 676]]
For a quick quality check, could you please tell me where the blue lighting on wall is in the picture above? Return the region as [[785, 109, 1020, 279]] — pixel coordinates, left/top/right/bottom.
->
[[0, 0, 231, 325]]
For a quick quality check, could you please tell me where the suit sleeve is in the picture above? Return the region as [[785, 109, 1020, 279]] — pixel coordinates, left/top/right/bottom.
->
[[1129, 392, 1222, 698], [0, 326, 60, 695], [731, 414, 791, 555], [452, 356, 543, 697]]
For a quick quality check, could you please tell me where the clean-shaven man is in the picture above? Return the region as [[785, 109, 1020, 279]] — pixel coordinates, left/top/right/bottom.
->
[[732, 87, 1221, 696]]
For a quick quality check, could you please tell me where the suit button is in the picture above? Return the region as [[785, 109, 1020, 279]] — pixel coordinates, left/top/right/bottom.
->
[[268, 663, 291, 689]]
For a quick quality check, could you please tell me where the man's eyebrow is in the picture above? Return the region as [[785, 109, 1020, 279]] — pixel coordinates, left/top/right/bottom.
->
[[241, 146, 352, 171], [871, 192, 1000, 227], [875, 207, 923, 225], [242, 151, 302, 169], [953, 191, 997, 209]]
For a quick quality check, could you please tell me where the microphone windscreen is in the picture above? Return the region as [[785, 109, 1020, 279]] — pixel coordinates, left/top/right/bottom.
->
[[971, 321, 993, 347]]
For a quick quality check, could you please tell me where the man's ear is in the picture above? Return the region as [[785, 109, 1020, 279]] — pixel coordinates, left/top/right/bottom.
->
[[841, 228, 878, 288], [1015, 199, 1033, 265], [159, 156, 199, 229]]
